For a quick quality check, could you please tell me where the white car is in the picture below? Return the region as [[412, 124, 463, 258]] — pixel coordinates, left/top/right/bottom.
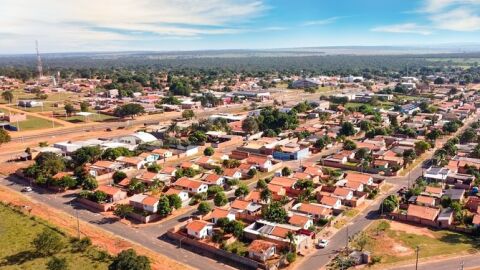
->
[[317, 239, 329, 248], [21, 186, 33, 192]]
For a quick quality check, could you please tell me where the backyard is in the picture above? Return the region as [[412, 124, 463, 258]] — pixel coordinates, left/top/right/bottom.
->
[[0, 203, 110, 270]]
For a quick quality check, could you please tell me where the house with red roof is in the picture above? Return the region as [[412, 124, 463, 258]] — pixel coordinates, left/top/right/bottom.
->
[[186, 220, 213, 239], [129, 194, 159, 213], [96, 185, 127, 202], [248, 240, 277, 262], [174, 177, 208, 194]]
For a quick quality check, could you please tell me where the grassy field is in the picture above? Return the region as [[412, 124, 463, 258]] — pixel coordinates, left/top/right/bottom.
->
[[0, 203, 110, 270], [358, 220, 480, 265], [0, 109, 62, 131], [60, 113, 118, 123]]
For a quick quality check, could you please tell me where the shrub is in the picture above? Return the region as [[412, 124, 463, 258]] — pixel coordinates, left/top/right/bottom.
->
[[286, 252, 296, 263]]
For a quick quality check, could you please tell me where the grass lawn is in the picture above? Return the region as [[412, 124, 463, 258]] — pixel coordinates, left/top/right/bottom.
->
[[359, 220, 480, 265], [0, 109, 61, 131], [224, 241, 249, 256], [0, 203, 110, 270], [60, 113, 118, 123]]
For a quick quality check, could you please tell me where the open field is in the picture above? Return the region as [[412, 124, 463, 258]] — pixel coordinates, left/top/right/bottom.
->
[[59, 113, 119, 123], [358, 220, 480, 266], [0, 203, 110, 270], [0, 108, 62, 131]]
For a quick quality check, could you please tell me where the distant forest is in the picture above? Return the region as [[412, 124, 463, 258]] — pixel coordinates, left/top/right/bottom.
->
[[0, 51, 480, 81]]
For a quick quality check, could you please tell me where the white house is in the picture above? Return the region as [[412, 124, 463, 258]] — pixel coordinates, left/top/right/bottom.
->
[[186, 220, 213, 239], [174, 178, 208, 194], [248, 240, 277, 262], [165, 188, 190, 202], [129, 194, 159, 213]]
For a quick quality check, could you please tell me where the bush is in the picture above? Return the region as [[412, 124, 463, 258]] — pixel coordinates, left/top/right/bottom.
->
[[286, 252, 297, 263], [33, 229, 64, 256], [109, 249, 151, 270], [197, 202, 212, 215], [214, 192, 228, 207], [47, 256, 68, 270], [203, 147, 215, 156], [71, 237, 92, 252]]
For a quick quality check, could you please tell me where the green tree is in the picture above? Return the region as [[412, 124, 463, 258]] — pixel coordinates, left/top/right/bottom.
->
[[262, 202, 287, 223], [214, 191, 228, 206], [80, 101, 89, 112], [339, 122, 356, 136], [207, 185, 223, 197], [203, 146, 215, 156], [147, 163, 161, 173], [33, 229, 64, 256], [260, 188, 272, 203], [224, 220, 245, 238], [381, 195, 399, 213], [54, 175, 77, 190], [343, 139, 357, 150], [1, 90, 14, 103], [169, 78, 192, 96], [109, 249, 151, 270], [188, 131, 207, 145], [282, 167, 292, 177], [241, 117, 259, 134], [157, 195, 172, 216], [81, 175, 98, 190], [256, 179, 267, 189], [35, 152, 66, 177], [113, 171, 127, 184], [182, 109, 195, 119], [102, 147, 133, 160], [0, 128, 11, 146], [114, 104, 145, 119], [47, 256, 68, 270], [167, 194, 182, 209], [402, 149, 417, 165], [414, 140, 431, 155], [247, 168, 257, 178], [64, 103, 76, 116], [235, 183, 249, 197], [72, 146, 103, 167], [197, 202, 212, 215], [114, 204, 133, 219]]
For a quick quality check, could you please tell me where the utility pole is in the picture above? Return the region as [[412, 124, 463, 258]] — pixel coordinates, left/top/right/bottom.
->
[[415, 246, 420, 270], [76, 209, 80, 238], [461, 260, 464, 270], [345, 226, 349, 252]]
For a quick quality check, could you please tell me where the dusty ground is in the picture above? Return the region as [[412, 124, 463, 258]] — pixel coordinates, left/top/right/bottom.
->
[[370, 233, 414, 257], [0, 185, 192, 270], [388, 221, 436, 238]]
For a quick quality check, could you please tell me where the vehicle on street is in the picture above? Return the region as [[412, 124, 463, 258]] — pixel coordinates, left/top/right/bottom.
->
[[317, 239, 329, 248], [21, 186, 33, 192]]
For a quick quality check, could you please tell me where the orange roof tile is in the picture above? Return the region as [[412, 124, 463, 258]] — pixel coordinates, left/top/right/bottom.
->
[[269, 177, 296, 188], [270, 226, 291, 239], [407, 204, 439, 221], [142, 196, 158, 206], [96, 185, 121, 196], [288, 214, 310, 227], [231, 199, 250, 210], [320, 196, 340, 207], [248, 239, 276, 253], [186, 220, 210, 233], [345, 173, 372, 184]]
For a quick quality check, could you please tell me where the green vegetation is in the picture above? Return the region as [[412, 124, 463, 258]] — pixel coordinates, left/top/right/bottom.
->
[[0, 203, 110, 270], [361, 220, 480, 265]]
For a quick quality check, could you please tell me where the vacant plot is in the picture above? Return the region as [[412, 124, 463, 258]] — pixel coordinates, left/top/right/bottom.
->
[[60, 113, 118, 123], [0, 203, 110, 270], [0, 109, 61, 131], [360, 220, 480, 265]]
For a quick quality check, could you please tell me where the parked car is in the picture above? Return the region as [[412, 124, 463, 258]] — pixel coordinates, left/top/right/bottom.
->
[[21, 186, 33, 192], [317, 239, 329, 248]]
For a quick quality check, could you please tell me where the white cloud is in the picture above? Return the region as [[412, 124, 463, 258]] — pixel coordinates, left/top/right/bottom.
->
[[372, 0, 480, 35], [371, 23, 432, 35], [302, 17, 343, 26], [0, 0, 269, 52], [429, 7, 480, 31]]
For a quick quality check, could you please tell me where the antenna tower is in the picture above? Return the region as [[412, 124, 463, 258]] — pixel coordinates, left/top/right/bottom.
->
[[36, 40, 43, 78]]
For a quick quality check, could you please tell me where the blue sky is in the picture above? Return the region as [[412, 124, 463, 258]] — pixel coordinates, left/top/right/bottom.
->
[[1, 0, 480, 53]]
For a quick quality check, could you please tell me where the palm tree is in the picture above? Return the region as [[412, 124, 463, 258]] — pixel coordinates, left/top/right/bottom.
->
[[285, 231, 296, 252], [167, 122, 180, 137], [260, 188, 272, 203], [433, 149, 447, 166], [1, 91, 14, 104]]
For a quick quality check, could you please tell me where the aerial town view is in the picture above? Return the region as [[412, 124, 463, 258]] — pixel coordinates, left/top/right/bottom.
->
[[2, 1, 480, 270]]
